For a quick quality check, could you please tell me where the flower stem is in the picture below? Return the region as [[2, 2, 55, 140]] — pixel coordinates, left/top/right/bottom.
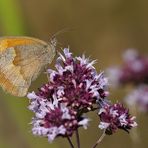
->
[[76, 129, 80, 148], [91, 130, 106, 148], [67, 136, 75, 148]]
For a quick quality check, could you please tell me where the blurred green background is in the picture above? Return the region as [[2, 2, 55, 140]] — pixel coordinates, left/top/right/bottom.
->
[[0, 0, 148, 148]]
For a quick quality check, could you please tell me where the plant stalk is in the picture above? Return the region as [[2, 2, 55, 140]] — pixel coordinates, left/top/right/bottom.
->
[[76, 129, 80, 148], [67, 136, 74, 148], [91, 130, 106, 148]]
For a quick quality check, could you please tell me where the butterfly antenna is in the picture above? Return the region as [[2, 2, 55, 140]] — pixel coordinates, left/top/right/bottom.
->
[[52, 27, 74, 38], [49, 27, 76, 53]]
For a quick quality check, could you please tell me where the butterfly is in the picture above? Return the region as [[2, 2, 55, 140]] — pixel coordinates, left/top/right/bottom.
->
[[0, 36, 56, 97]]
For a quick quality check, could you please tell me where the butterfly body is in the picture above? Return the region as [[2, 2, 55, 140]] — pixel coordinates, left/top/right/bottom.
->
[[0, 36, 55, 97]]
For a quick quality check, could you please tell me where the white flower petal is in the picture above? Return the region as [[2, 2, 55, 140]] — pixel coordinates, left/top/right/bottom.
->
[[27, 92, 37, 100], [63, 48, 72, 58], [78, 118, 90, 129], [98, 122, 110, 130]]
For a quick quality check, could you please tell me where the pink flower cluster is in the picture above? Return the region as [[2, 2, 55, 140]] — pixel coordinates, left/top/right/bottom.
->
[[98, 103, 137, 134], [27, 48, 137, 143], [28, 92, 89, 142]]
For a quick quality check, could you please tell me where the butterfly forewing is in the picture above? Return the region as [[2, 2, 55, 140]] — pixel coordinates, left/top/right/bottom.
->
[[0, 36, 55, 97]]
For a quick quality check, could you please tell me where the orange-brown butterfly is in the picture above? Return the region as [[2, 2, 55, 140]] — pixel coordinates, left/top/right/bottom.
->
[[0, 36, 56, 97]]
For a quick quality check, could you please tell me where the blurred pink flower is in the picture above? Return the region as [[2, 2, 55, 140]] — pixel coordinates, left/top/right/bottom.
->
[[107, 49, 148, 86], [125, 85, 148, 112]]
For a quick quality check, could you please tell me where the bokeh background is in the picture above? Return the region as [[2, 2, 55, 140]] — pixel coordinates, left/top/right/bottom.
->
[[0, 0, 148, 148]]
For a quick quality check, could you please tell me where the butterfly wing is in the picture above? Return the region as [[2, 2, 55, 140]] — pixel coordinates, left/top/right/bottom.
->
[[0, 46, 29, 96], [0, 37, 55, 97]]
